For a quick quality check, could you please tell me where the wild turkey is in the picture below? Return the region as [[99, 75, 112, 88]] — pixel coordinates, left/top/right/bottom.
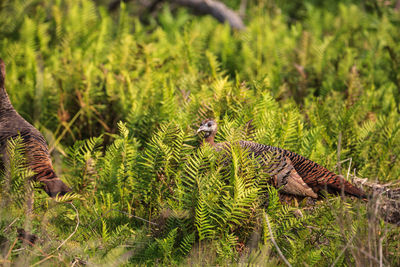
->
[[197, 118, 366, 199], [0, 59, 71, 197]]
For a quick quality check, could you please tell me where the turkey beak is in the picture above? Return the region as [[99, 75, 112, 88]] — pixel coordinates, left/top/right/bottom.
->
[[197, 126, 206, 134]]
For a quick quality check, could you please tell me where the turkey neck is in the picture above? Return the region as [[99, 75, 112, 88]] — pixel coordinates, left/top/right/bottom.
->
[[0, 68, 14, 112], [203, 132, 216, 146], [0, 86, 14, 112]]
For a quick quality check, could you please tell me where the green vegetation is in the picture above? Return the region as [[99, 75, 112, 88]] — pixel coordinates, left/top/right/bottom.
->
[[1, 0, 400, 265]]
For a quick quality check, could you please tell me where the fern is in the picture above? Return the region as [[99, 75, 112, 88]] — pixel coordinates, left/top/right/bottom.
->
[[65, 135, 103, 195], [0, 136, 34, 208], [0, 0, 400, 265], [195, 196, 215, 241], [179, 231, 196, 255]]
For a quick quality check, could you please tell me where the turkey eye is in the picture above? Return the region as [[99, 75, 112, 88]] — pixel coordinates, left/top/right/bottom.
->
[[207, 123, 212, 127]]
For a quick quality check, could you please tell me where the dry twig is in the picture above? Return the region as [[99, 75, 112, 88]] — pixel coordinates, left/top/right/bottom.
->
[[56, 203, 80, 250], [264, 213, 292, 267]]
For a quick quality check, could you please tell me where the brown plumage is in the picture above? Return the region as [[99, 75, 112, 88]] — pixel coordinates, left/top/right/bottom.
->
[[197, 119, 366, 199], [0, 59, 71, 197]]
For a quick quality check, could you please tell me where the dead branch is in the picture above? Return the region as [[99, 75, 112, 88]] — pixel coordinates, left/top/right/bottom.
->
[[351, 176, 400, 199], [351, 175, 400, 225], [172, 0, 245, 30], [109, 0, 245, 30]]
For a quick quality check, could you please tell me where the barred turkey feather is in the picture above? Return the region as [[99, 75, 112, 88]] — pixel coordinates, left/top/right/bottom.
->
[[197, 119, 366, 199], [0, 59, 71, 197], [239, 140, 366, 198]]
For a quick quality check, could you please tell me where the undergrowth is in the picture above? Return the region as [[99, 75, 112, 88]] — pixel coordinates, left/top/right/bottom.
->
[[0, 0, 399, 265]]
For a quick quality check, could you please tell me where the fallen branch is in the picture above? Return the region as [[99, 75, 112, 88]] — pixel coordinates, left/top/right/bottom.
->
[[172, 0, 245, 30], [109, 0, 245, 30]]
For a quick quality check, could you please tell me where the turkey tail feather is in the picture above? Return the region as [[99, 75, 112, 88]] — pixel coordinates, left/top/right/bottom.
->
[[284, 150, 367, 198], [238, 140, 366, 198]]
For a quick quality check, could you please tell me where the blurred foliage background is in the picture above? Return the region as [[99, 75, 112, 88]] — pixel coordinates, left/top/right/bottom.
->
[[0, 0, 399, 265]]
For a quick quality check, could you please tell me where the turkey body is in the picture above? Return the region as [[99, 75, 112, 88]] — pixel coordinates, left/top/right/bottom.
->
[[197, 119, 366, 199], [0, 59, 71, 197]]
